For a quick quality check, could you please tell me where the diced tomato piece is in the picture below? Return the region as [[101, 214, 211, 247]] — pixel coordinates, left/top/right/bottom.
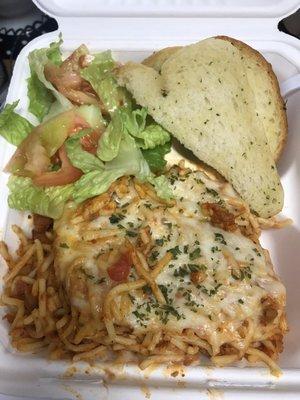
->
[[12, 279, 29, 297], [32, 214, 53, 243], [33, 214, 53, 233], [71, 114, 90, 133], [107, 253, 132, 282], [80, 130, 101, 155]]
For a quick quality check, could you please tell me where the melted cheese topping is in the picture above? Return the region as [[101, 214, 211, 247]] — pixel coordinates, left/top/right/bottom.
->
[[54, 167, 286, 352]]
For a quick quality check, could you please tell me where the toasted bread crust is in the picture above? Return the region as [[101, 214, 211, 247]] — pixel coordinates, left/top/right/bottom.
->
[[142, 37, 287, 161], [216, 36, 287, 160], [142, 46, 182, 70]]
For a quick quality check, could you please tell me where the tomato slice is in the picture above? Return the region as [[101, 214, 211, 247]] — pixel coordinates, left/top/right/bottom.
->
[[80, 130, 101, 155], [33, 144, 82, 186], [107, 253, 132, 282], [5, 110, 89, 179], [5, 129, 50, 177], [45, 45, 98, 106], [39, 111, 89, 153]]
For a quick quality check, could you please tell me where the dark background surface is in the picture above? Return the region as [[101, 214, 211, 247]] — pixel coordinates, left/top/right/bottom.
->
[[0, 1, 57, 107]]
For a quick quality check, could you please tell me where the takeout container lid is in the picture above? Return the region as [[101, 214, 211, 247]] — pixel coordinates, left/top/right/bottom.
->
[[1, 1, 300, 399], [34, 0, 299, 18], [33, 0, 300, 46]]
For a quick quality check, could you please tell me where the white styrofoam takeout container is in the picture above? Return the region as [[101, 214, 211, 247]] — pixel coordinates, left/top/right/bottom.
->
[[1, 1, 300, 399]]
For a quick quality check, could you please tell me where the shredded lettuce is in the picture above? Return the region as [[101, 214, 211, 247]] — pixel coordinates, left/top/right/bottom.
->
[[0, 101, 33, 146], [27, 38, 72, 121], [65, 130, 104, 173], [80, 51, 131, 114], [142, 141, 171, 173], [7, 176, 73, 219]]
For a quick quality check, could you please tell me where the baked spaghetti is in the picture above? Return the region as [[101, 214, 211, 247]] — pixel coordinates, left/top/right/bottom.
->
[[1, 165, 287, 375]]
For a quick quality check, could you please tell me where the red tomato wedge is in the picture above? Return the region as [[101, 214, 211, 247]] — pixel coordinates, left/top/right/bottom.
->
[[33, 145, 82, 186], [80, 130, 101, 155], [107, 253, 132, 282], [72, 114, 90, 133], [5, 110, 89, 178], [45, 45, 98, 106]]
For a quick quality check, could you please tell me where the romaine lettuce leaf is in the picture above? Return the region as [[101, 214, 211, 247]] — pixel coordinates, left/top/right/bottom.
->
[[77, 104, 106, 130], [7, 175, 73, 219], [73, 169, 123, 204], [0, 101, 33, 146], [106, 131, 150, 180], [122, 107, 146, 134], [130, 124, 170, 150], [97, 109, 124, 161], [86, 50, 114, 69], [97, 106, 170, 161], [147, 175, 173, 200], [65, 130, 104, 173], [74, 132, 150, 203], [121, 107, 170, 148], [28, 38, 72, 121], [45, 38, 63, 66], [80, 50, 131, 114], [27, 73, 55, 122], [141, 141, 171, 173]]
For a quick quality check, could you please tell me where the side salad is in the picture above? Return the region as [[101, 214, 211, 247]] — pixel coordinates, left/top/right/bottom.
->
[[0, 38, 172, 219]]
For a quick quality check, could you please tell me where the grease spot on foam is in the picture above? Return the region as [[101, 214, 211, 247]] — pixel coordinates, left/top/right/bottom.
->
[[206, 388, 224, 400], [164, 362, 186, 379], [61, 365, 77, 379], [141, 384, 151, 399], [61, 384, 84, 400]]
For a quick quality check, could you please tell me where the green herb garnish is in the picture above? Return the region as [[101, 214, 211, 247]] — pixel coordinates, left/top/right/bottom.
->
[[189, 248, 201, 260]]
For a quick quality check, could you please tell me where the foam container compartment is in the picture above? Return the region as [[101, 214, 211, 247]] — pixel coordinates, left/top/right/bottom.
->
[[0, 1, 300, 399]]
